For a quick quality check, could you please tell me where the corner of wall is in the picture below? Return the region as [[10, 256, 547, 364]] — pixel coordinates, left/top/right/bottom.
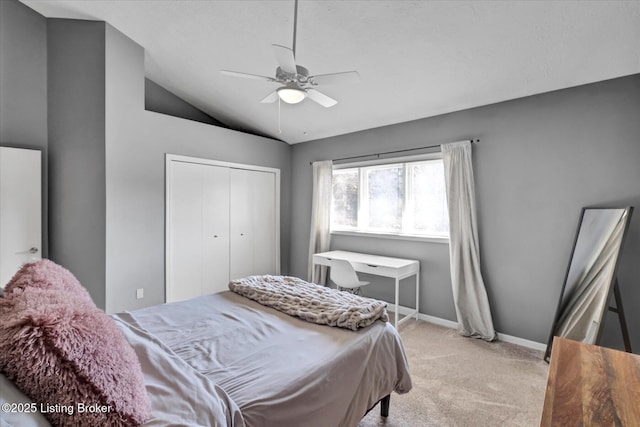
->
[[47, 18, 107, 309]]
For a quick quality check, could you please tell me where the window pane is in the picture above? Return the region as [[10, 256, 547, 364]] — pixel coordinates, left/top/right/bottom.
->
[[411, 161, 449, 235], [331, 169, 359, 228], [367, 166, 403, 230]]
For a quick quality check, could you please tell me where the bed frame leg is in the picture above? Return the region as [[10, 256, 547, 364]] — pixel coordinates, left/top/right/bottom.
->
[[380, 394, 390, 417]]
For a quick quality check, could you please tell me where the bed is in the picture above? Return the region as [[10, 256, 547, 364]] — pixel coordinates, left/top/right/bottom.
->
[[0, 262, 412, 427]]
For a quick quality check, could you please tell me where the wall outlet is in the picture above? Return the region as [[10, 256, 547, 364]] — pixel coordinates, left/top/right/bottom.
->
[[136, 288, 144, 299]]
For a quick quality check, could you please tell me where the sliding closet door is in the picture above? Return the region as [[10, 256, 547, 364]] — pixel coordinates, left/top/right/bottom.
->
[[229, 168, 254, 280], [251, 170, 276, 274], [229, 168, 277, 280], [166, 154, 280, 303], [201, 164, 231, 294], [167, 161, 229, 303], [168, 161, 199, 302]]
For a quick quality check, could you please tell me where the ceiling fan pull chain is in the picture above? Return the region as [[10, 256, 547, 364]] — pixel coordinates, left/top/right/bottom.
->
[[292, 0, 298, 57]]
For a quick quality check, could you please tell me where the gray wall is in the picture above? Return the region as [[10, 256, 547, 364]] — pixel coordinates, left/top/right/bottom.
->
[[144, 78, 227, 127], [291, 74, 640, 350], [47, 19, 107, 309], [103, 24, 291, 313], [0, 0, 48, 257], [2, 2, 291, 314], [0, 0, 47, 147]]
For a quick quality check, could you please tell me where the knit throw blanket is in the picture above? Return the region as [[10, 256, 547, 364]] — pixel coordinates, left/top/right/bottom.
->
[[228, 275, 389, 331]]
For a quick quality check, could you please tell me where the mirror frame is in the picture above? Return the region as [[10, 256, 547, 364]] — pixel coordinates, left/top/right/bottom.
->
[[544, 206, 634, 362]]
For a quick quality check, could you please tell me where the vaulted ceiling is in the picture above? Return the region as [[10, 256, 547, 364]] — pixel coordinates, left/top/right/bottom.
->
[[22, 0, 640, 144]]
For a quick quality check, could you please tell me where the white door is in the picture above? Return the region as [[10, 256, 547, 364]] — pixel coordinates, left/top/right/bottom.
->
[[229, 168, 277, 280], [229, 168, 254, 280], [201, 164, 230, 294], [250, 170, 276, 275], [0, 147, 42, 287], [166, 154, 280, 302], [167, 161, 230, 302]]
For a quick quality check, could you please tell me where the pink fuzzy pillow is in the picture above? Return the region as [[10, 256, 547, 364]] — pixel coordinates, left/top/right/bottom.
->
[[3, 259, 93, 304], [0, 263, 151, 427]]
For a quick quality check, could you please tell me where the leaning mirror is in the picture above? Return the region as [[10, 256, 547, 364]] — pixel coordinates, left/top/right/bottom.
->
[[544, 207, 634, 362]]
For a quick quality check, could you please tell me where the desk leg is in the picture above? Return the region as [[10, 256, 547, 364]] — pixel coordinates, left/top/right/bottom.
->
[[394, 277, 399, 328], [311, 263, 317, 284], [415, 271, 420, 321]]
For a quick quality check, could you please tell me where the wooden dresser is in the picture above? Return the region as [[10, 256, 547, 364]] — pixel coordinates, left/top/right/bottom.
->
[[541, 337, 640, 426]]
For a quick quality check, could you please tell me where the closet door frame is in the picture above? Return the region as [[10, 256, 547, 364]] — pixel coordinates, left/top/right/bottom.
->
[[165, 154, 280, 303]]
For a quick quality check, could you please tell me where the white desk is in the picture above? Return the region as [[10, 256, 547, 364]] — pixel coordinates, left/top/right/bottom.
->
[[312, 250, 420, 328]]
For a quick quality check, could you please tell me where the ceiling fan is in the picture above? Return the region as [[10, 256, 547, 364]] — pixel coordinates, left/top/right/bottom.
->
[[220, 0, 359, 108]]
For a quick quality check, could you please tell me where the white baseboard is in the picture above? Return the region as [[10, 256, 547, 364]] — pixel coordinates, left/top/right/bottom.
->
[[496, 333, 547, 352], [393, 305, 546, 352]]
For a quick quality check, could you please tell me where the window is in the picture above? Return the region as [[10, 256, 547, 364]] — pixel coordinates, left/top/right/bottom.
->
[[331, 156, 449, 239]]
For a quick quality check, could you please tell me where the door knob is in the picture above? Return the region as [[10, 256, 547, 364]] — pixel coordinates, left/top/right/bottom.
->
[[15, 247, 38, 255]]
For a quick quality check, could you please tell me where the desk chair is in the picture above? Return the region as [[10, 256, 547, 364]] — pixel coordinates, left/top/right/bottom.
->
[[330, 259, 370, 295]]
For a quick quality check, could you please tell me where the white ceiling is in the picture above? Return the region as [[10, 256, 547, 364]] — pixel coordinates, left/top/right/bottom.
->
[[21, 0, 640, 144]]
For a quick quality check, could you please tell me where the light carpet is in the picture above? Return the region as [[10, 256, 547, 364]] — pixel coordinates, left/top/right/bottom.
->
[[359, 319, 549, 427]]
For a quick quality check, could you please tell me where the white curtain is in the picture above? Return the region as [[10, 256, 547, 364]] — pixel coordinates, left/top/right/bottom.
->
[[307, 160, 333, 284], [442, 141, 496, 341]]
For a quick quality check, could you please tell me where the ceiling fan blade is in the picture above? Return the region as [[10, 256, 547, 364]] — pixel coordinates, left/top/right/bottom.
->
[[306, 89, 337, 108], [220, 70, 276, 82], [272, 44, 297, 74], [260, 91, 278, 103], [309, 71, 360, 86]]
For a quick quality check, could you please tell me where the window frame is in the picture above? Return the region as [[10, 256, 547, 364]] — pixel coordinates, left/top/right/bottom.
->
[[330, 153, 449, 244]]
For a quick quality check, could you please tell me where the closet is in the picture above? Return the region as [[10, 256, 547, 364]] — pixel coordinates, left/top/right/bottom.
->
[[165, 155, 279, 303]]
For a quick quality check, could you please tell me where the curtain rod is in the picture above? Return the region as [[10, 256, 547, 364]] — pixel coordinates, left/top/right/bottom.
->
[[310, 139, 479, 165]]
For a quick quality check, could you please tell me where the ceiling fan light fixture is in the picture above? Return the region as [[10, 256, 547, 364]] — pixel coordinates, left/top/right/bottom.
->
[[277, 86, 306, 104]]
